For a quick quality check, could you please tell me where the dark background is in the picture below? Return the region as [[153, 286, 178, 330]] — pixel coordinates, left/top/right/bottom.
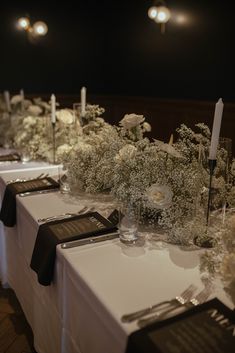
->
[[0, 0, 235, 102]]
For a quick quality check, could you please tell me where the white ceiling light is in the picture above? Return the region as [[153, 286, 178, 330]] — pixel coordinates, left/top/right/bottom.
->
[[33, 21, 48, 36], [148, 6, 158, 20], [154, 6, 171, 23], [148, 1, 171, 34], [17, 17, 30, 30], [16, 16, 48, 40]]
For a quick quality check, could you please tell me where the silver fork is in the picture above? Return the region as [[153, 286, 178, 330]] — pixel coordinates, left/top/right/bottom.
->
[[37, 206, 94, 223], [121, 284, 197, 323], [6, 173, 49, 185], [138, 286, 212, 328]]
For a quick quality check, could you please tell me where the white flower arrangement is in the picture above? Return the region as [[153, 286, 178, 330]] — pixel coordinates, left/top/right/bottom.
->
[[60, 116, 235, 250], [56, 109, 74, 124], [4, 95, 235, 254], [79, 104, 105, 126], [10, 94, 23, 105], [12, 106, 82, 162], [119, 113, 145, 129], [1, 95, 52, 148], [119, 113, 151, 141], [14, 115, 49, 160], [27, 105, 43, 116]]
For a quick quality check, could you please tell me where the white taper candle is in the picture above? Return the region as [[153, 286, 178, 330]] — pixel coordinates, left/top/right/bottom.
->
[[209, 98, 224, 160], [51, 94, 56, 124], [20, 89, 24, 100], [81, 86, 86, 117], [3, 90, 11, 112]]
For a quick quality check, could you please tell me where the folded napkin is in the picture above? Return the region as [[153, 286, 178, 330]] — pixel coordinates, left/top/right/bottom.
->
[[0, 153, 21, 162], [107, 209, 119, 226], [30, 212, 117, 286], [0, 177, 59, 227]]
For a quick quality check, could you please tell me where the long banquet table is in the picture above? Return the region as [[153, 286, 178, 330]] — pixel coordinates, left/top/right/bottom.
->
[[0, 158, 234, 353]]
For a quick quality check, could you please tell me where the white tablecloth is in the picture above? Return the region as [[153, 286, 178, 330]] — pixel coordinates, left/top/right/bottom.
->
[[0, 164, 234, 353]]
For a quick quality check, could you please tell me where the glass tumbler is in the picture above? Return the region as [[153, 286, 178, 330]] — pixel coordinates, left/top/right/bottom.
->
[[118, 203, 140, 245], [58, 164, 71, 194]]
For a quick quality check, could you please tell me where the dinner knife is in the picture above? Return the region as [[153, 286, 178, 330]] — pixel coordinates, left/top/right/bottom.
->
[[61, 232, 119, 249], [19, 189, 59, 197]]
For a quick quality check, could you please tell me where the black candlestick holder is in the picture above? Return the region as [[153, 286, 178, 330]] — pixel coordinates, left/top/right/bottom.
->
[[52, 122, 56, 164], [206, 159, 217, 225], [194, 159, 217, 249]]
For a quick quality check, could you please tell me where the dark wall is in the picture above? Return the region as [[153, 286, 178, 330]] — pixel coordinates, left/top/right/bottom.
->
[[1, 0, 235, 102], [29, 93, 235, 156]]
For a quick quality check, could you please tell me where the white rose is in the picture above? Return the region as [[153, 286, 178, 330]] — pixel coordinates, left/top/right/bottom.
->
[[10, 95, 23, 105], [27, 105, 43, 116], [56, 109, 74, 124], [146, 184, 173, 209], [115, 144, 137, 163], [143, 122, 151, 132], [119, 113, 145, 129]]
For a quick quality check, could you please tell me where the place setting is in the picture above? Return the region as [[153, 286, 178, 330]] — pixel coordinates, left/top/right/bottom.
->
[[125, 296, 235, 353], [30, 209, 118, 285], [0, 152, 21, 163], [0, 174, 60, 227]]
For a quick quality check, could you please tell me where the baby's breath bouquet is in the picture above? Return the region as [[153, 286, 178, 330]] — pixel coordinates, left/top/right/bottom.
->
[[62, 112, 151, 194], [112, 129, 206, 245], [63, 120, 125, 193], [60, 109, 234, 247]]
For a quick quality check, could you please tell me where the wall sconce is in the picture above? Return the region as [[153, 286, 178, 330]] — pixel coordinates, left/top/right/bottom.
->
[[17, 17, 48, 39], [148, 1, 171, 34]]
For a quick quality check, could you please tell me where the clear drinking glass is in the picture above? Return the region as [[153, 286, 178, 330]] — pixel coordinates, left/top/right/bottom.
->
[[73, 102, 85, 127], [58, 164, 71, 194], [73, 103, 80, 122], [20, 147, 31, 163], [118, 203, 140, 245]]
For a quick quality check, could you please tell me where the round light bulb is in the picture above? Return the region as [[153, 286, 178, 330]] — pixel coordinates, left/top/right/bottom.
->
[[154, 6, 171, 23], [33, 21, 48, 36], [17, 17, 30, 30], [148, 6, 158, 20]]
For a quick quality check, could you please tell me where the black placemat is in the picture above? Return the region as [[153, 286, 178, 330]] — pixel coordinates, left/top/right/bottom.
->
[[0, 153, 21, 162], [126, 298, 235, 353], [30, 211, 117, 286], [0, 177, 59, 227]]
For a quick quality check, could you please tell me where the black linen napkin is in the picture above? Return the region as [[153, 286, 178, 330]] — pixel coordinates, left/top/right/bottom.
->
[[0, 177, 59, 227], [30, 211, 117, 286], [125, 298, 235, 353], [0, 153, 21, 162]]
